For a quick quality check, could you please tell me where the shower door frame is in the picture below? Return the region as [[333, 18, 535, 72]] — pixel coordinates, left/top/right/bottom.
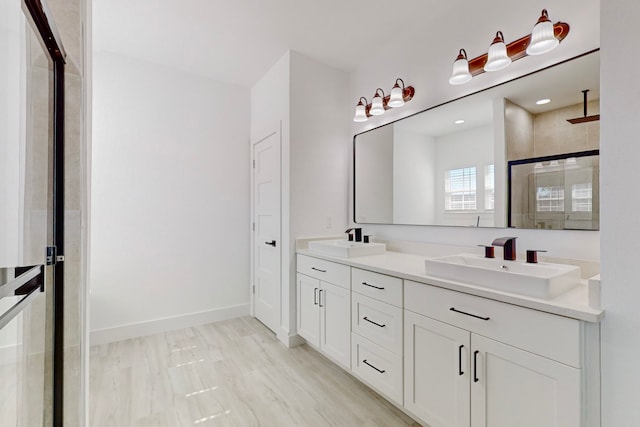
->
[[22, 0, 67, 425]]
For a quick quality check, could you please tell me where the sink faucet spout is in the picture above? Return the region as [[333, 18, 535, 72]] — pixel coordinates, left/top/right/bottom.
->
[[492, 237, 517, 261]]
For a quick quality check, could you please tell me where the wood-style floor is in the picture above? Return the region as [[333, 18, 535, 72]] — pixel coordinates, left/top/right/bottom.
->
[[89, 316, 421, 426]]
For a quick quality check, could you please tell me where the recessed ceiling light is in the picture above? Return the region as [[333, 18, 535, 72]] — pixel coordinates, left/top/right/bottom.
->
[[536, 98, 551, 105], [454, 119, 465, 124]]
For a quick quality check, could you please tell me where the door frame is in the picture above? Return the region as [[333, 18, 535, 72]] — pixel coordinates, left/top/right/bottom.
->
[[250, 123, 282, 331]]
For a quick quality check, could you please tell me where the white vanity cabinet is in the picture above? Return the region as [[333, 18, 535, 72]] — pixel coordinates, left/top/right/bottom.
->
[[404, 280, 586, 427], [350, 268, 404, 405], [296, 254, 351, 369]]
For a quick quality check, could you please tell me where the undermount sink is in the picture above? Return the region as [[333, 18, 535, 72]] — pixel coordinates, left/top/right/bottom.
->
[[307, 239, 386, 258], [424, 253, 581, 299]]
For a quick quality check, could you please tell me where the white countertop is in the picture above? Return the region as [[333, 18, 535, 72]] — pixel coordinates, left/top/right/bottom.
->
[[296, 247, 604, 323]]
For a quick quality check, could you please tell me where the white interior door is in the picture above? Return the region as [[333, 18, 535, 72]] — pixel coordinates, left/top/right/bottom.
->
[[252, 129, 281, 334]]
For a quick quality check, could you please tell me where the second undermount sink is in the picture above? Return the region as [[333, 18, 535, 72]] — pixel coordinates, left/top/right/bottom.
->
[[424, 253, 581, 299], [308, 239, 386, 258]]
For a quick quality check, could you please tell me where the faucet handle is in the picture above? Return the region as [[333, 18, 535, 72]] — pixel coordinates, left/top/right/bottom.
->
[[477, 245, 495, 258], [526, 250, 547, 264]]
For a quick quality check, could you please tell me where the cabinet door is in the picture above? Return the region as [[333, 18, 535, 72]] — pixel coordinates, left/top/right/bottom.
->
[[404, 311, 471, 427], [297, 274, 320, 347], [471, 334, 581, 427], [320, 281, 351, 369]]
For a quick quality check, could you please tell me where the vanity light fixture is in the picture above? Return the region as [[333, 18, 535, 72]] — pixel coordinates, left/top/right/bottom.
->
[[369, 88, 386, 116], [353, 97, 369, 122], [536, 98, 551, 105], [448, 9, 569, 84], [389, 78, 408, 107], [353, 79, 415, 122], [484, 31, 512, 72], [449, 49, 473, 85], [527, 9, 559, 55]]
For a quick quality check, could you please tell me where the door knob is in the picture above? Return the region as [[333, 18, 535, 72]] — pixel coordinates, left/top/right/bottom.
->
[[265, 240, 276, 247]]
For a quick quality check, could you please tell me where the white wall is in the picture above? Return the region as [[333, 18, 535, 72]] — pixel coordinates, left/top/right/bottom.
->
[[349, 0, 600, 261], [600, 1, 640, 425], [251, 51, 349, 344], [90, 52, 250, 343], [393, 129, 435, 224], [289, 51, 350, 335]]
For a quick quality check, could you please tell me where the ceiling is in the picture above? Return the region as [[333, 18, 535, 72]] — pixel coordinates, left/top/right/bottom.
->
[[92, 0, 464, 88]]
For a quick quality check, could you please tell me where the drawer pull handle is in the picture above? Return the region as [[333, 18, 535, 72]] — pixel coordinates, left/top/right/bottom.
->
[[314, 288, 318, 305], [311, 267, 326, 273], [458, 345, 464, 376], [363, 359, 385, 374], [473, 350, 480, 383], [450, 307, 490, 321], [363, 316, 386, 328], [362, 282, 385, 290]]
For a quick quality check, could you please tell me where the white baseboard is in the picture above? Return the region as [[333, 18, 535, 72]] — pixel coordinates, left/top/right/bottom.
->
[[90, 304, 250, 346]]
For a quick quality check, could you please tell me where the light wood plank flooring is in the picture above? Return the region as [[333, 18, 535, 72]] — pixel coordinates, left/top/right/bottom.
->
[[90, 316, 421, 426]]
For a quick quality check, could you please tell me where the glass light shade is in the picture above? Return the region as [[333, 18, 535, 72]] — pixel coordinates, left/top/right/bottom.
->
[[449, 57, 472, 85], [484, 33, 511, 72], [370, 94, 385, 115], [527, 19, 558, 55], [353, 102, 367, 122], [388, 85, 404, 107]]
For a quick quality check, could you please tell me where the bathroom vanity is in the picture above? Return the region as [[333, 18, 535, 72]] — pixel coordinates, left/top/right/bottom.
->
[[295, 238, 602, 427]]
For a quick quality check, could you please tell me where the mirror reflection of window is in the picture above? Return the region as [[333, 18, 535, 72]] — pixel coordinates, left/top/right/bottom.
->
[[536, 186, 565, 212], [572, 183, 593, 212], [445, 167, 476, 211]]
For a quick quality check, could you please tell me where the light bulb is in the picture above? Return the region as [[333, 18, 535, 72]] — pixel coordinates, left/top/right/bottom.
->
[[353, 98, 368, 122], [449, 49, 472, 85], [484, 31, 512, 72], [370, 90, 385, 115], [388, 81, 405, 108], [527, 9, 559, 55]]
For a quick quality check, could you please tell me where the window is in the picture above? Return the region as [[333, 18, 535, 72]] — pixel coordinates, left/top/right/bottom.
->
[[536, 186, 564, 212], [572, 183, 592, 212], [485, 164, 495, 210], [445, 167, 476, 210]]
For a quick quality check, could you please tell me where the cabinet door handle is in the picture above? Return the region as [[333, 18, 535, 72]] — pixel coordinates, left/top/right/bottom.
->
[[473, 350, 480, 383], [458, 345, 465, 376], [362, 281, 384, 290], [450, 307, 490, 321], [314, 288, 318, 305], [311, 267, 326, 273], [319, 290, 323, 308], [265, 240, 276, 247], [363, 359, 385, 374], [363, 316, 386, 328]]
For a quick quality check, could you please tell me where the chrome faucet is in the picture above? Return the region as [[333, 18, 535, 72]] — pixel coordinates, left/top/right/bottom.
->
[[492, 237, 517, 261]]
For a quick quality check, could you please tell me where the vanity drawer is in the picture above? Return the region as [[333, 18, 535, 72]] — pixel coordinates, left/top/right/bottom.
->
[[404, 281, 582, 368], [352, 268, 403, 307], [297, 255, 350, 289], [352, 293, 403, 355], [351, 333, 403, 406]]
